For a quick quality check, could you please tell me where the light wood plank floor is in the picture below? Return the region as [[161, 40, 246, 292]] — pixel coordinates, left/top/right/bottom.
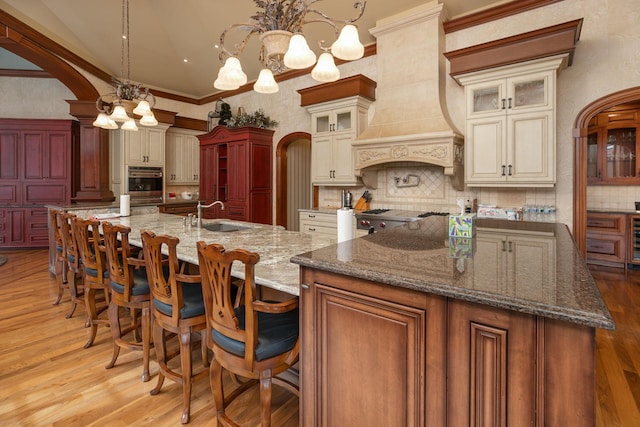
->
[[1, 249, 639, 426], [0, 249, 298, 426]]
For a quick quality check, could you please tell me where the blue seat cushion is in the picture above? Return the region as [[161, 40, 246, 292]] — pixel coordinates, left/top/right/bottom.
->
[[84, 266, 109, 279], [110, 267, 150, 296], [56, 243, 63, 253], [153, 282, 205, 319], [211, 304, 298, 362]]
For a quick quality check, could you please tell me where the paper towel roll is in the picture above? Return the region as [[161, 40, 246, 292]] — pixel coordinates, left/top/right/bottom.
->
[[120, 194, 130, 217], [337, 208, 353, 243]]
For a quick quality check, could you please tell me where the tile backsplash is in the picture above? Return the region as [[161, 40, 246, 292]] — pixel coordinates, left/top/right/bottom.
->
[[587, 185, 640, 211], [317, 162, 557, 215]]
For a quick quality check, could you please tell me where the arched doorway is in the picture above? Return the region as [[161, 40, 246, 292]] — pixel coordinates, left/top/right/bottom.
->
[[275, 132, 312, 230], [573, 86, 640, 256]]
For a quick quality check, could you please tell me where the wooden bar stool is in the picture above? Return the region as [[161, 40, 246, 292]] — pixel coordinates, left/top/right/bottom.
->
[[71, 216, 110, 348], [59, 212, 85, 320], [102, 221, 152, 382], [141, 229, 208, 424], [196, 241, 299, 427], [50, 208, 68, 306]]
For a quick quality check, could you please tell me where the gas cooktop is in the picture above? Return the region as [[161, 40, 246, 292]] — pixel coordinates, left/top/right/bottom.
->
[[356, 208, 449, 231]]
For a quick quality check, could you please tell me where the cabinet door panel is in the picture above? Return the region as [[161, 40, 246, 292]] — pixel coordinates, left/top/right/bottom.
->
[[0, 184, 19, 204], [311, 135, 333, 182], [448, 300, 536, 426], [509, 111, 552, 181], [0, 132, 19, 180], [23, 132, 45, 179], [125, 130, 145, 164], [332, 133, 355, 183], [24, 183, 67, 204], [313, 284, 425, 427], [146, 128, 165, 165], [48, 132, 69, 180], [466, 117, 505, 182]]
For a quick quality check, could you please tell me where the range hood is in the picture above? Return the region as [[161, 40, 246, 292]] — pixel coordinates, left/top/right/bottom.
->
[[352, 2, 464, 190]]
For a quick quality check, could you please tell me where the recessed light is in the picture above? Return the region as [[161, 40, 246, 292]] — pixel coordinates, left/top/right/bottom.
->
[[183, 59, 188, 63]]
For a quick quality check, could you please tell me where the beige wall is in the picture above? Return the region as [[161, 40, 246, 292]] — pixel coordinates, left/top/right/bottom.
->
[[3, 0, 639, 228]]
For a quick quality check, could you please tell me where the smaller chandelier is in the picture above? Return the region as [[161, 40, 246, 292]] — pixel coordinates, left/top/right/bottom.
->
[[214, 1, 367, 94], [93, 0, 157, 131]]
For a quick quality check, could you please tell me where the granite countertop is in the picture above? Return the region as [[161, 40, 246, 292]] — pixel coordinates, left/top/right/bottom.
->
[[291, 217, 615, 330], [74, 212, 336, 296]]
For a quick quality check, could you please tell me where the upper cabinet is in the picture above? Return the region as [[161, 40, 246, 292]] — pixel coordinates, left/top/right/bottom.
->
[[198, 126, 273, 225], [587, 104, 640, 185], [298, 75, 376, 187], [457, 56, 567, 187], [121, 125, 168, 167], [306, 96, 372, 185], [166, 128, 201, 184], [445, 20, 582, 188]]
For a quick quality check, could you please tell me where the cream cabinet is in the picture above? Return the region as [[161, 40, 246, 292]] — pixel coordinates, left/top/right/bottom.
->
[[110, 123, 170, 197], [166, 129, 200, 184], [306, 96, 372, 186], [457, 55, 568, 187], [299, 210, 364, 242], [121, 125, 168, 167]]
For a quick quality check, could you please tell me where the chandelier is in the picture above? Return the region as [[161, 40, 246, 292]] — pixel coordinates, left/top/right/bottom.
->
[[214, 0, 367, 94], [93, 0, 158, 131]]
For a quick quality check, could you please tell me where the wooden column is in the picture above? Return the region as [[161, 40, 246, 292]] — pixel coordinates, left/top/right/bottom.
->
[[67, 100, 114, 202]]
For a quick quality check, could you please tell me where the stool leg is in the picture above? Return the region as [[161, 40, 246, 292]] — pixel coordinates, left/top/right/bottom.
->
[[141, 305, 151, 382], [106, 300, 121, 369], [179, 330, 193, 424]]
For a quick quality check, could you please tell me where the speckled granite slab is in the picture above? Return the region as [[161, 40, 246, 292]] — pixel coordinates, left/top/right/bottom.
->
[[291, 217, 615, 330], [58, 210, 336, 296]]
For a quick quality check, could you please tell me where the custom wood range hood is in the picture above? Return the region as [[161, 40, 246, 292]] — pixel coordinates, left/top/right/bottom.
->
[[351, 2, 465, 190]]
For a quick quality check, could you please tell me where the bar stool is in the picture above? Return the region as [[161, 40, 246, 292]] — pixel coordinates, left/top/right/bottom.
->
[[50, 208, 68, 305], [141, 229, 208, 424], [102, 221, 152, 382], [196, 241, 299, 427], [59, 212, 85, 320], [71, 216, 110, 348]]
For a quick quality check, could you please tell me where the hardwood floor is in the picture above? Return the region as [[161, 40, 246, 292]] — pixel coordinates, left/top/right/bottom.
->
[[1, 249, 639, 426], [0, 249, 298, 426]]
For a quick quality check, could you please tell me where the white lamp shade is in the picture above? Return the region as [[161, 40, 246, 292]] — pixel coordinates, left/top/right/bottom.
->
[[331, 24, 364, 61], [105, 118, 118, 129], [93, 113, 111, 128], [284, 34, 317, 69], [214, 57, 247, 90], [139, 113, 158, 126], [311, 53, 340, 83], [121, 118, 139, 131], [253, 69, 279, 94], [133, 100, 151, 116], [109, 105, 129, 122]]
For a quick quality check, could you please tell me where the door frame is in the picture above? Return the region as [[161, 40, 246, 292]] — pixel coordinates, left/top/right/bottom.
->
[[573, 86, 640, 256], [275, 132, 311, 228]]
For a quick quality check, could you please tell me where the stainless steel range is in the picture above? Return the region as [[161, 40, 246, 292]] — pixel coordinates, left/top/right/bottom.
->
[[356, 209, 449, 234]]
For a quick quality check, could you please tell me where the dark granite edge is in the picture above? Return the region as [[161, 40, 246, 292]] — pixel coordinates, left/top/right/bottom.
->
[[290, 255, 616, 330]]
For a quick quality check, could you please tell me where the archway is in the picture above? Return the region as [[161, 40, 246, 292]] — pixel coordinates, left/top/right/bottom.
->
[[573, 86, 640, 256], [275, 132, 311, 229]]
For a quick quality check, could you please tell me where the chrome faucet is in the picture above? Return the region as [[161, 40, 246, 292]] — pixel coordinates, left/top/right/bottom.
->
[[196, 200, 225, 227]]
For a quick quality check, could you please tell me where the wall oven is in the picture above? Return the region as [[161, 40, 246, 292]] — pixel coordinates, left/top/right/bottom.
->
[[127, 166, 163, 204]]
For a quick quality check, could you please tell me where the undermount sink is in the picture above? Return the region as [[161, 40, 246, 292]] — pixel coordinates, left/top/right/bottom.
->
[[202, 223, 249, 232]]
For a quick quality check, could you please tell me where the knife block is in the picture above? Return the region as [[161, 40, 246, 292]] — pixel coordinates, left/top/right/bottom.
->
[[354, 197, 369, 211]]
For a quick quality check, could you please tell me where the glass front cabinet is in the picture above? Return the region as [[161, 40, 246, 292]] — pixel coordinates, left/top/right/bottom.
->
[[587, 106, 640, 184]]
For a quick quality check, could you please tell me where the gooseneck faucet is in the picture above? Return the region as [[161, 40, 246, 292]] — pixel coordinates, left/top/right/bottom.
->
[[196, 200, 225, 228]]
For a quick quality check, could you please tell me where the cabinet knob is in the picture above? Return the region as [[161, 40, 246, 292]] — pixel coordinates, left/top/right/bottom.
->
[[501, 165, 506, 176], [508, 165, 513, 176], [501, 98, 506, 109], [301, 283, 310, 290], [508, 97, 513, 109]]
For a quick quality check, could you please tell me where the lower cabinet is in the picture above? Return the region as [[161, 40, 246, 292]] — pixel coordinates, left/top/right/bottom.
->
[[586, 212, 627, 267], [158, 202, 197, 216], [300, 267, 596, 426], [0, 207, 48, 248]]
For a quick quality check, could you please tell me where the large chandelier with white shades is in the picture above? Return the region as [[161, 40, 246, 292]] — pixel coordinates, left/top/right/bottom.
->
[[93, 0, 158, 131], [214, 0, 367, 94]]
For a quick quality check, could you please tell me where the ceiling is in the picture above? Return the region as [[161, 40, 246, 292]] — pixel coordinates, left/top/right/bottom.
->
[[0, 0, 508, 100]]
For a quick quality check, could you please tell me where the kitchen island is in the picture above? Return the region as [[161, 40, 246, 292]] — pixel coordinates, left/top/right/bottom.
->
[[291, 216, 614, 426]]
